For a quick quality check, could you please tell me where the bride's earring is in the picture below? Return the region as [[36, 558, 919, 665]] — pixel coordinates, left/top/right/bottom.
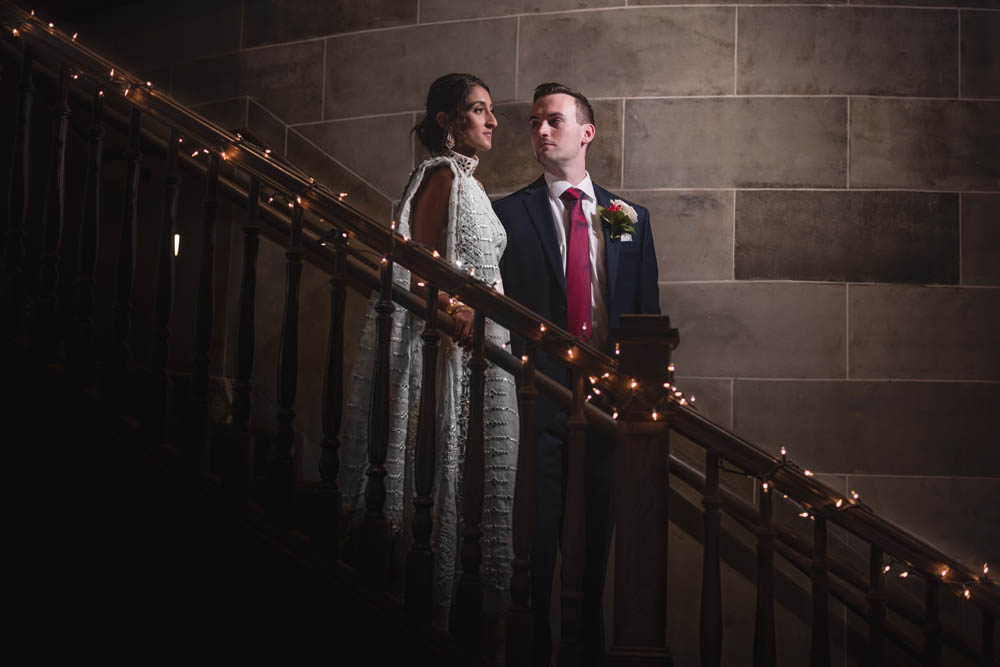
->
[[445, 127, 455, 150]]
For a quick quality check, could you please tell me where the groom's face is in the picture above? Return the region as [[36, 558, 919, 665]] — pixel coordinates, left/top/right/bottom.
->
[[529, 93, 594, 169]]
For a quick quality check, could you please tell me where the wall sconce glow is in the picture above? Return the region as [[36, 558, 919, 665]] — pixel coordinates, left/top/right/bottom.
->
[[174, 233, 181, 256]]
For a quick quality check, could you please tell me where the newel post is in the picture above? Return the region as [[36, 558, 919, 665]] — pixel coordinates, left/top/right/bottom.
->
[[608, 314, 678, 667]]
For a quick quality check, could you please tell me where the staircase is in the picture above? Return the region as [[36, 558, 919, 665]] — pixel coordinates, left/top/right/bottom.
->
[[2, 4, 997, 665]]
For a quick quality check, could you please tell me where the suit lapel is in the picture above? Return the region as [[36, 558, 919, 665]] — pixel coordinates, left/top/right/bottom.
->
[[594, 184, 620, 303], [522, 176, 566, 294]]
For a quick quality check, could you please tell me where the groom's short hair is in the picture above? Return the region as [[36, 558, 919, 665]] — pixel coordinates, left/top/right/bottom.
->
[[533, 82, 595, 127]]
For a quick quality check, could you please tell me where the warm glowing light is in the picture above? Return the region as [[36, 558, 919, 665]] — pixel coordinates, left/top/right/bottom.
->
[[614, 342, 620, 355], [586, 394, 592, 402], [296, 196, 302, 204], [432, 249, 440, 258], [679, 398, 687, 405], [663, 382, 670, 388], [539, 324, 546, 332], [963, 588, 971, 599], [265, 148, 272, 154], [146, 81, 152, 87], [202, 149, 208, 154], [12, 28, 19, 36], [630, 379, 638, 389], [220, 151, 227, 160], [71, 73, 78, 79], [123, 85, 131, 96], [900, 571, 909, 578], [521, 355, 528, 363], [192, 150, 199, 157], [72, 32, 77, 40], [851, 490, 860, 500], [780, 446, 787, 457], [593, 388, 601, 395], [883, 564, 891, 573], [48, 22, 53, 27], [589, 376, 597, 384], [799, 512, 809, 518], [173, 233, 181, 256], [380, 257, 388, 264], [455, 259, 463, 268], [804, 470, 814, 477], [667, 363, 675, 373], [288, 202, 294, 208], [416, 281, 425, 287], [835, 499, 843, 508], [603, 372, 610, 379], [651, 411, 658, 420], [612, 411, 619, 420], [390, 219, 396, 230], [985, 563, 990, 576], [178, 137, 183, 143], [339, 192, 348, 198], [98, 90, 104, 97], [762, 482, 769, 492], [110, 68, 114, 77], [940, 567, 949, 578], [567, 348, 574, 358]]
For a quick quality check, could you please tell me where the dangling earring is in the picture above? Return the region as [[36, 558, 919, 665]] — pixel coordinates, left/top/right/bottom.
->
[[445, 127, 455, 150]]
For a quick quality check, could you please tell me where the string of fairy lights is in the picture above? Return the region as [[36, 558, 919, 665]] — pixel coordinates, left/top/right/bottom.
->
[[7, 8, 993, 606]]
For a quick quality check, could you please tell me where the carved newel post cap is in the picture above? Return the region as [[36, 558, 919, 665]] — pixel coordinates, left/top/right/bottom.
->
[[612, 315, 679, 420], [612, 314, 679, 377]]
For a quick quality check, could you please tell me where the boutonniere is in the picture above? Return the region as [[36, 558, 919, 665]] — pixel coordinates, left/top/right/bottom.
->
[[597, 199, 637, 241]]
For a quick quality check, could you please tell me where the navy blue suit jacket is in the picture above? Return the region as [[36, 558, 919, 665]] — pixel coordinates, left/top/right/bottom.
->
[[494, 175, 660, 381]]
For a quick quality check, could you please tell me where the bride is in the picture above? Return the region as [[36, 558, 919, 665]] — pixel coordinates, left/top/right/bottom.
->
[[339, 73, 519, 622]]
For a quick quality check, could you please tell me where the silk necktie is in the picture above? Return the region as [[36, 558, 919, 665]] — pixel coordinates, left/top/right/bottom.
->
[[560, 187, 592, 341]]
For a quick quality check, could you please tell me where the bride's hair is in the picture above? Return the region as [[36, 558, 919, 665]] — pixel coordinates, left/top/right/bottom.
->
[[413, 73, 491, 153]]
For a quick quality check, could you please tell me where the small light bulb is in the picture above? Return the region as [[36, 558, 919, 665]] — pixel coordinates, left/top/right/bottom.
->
[[390, 220, 396, 230], [900, 571, 909, 578], [984, 563, 990, 576], [614, 342, 621, 355], [455, 259, 463, 268], [835, 499, 843, 508], [799, 511, 809, 518], [339, 192, 348, 198], [780, 446, 787, 457], [288, 202, 293, 208], [72, 32, 77, 40], [567, 348, 574, 358], [416, 281, 425, 287], [667, 363, 675, 372], [589, 376, 597, 384], [178, 137, 183, 143], [539, 324, 546, 332], [380, 257, 388, 264], [110, 68, 114, 77], [220, 151, 227, 160], [804, 470, 814, 477], [98, 90, 104, 96], [679, 398, 687, 405], [296, 196, 302, 204], [593, 388, 601, 395], [265, 148, 272, 154], [173, 233, 180, 256], [612, 410, 619, 420], [521, 355, 528, 363], [762, 482, 769, 493], [663, 382, 670, 388], [851, 490, 860, 500], [71, 73, 78, 79], [586, 394, 592, 402], [690, 396, 696, 403], [630, 379, 638, 389], [432, 250, 440, 258], [146, 81, 152, 87], [12, 28, 19, 36], [940, 567, 948, 578], [602, 372, 610, 379], [192, 150, 199, 157], [883, 564, 891, 573], [963, 588, 971, 599], [342, 232, 348, 238], [651, 411, 658, 420]]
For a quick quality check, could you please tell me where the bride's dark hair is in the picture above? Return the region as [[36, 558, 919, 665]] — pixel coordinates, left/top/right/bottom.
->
[[413, 73, 491, 153]]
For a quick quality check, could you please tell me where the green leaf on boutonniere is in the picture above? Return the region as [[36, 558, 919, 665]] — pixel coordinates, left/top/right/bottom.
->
[[598, 199, 637, 240]]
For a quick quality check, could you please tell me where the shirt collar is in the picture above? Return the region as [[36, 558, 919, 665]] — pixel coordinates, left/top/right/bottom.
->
[[544, 171, 595, 203]]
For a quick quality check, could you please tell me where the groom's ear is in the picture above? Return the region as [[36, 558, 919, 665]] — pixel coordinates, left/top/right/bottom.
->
[[581, 123, 596, 147], [435, 111, 449, 129]]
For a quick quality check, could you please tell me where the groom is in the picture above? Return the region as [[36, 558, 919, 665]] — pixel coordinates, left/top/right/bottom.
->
[[494, 83, 660, 665]]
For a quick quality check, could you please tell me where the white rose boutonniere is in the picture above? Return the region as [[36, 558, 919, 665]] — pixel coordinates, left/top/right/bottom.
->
[[597, 199, 638, 241]]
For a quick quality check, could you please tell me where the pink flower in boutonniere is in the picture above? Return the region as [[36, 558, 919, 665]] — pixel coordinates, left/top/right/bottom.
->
[[597, 199, 637, 240]]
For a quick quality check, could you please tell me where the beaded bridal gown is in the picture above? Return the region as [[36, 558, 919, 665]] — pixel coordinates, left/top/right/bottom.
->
[[338, 150, 519, 611]]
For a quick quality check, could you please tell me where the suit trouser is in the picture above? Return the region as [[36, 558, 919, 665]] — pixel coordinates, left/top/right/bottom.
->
[[533, 393, 616, 667]]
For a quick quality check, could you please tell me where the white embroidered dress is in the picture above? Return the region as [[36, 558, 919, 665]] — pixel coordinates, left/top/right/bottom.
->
[[339, 151, 519, 609]]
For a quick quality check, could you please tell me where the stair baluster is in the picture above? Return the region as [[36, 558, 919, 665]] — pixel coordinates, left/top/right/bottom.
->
[[31, 62, 69, 357], [104, 105, 141, 406], [361, 255, 393, 587], [2, 42, 32, 338], [701, 451, 723, 667], [811, 516, 831, 667], [754, 481, 777, 667], [455, 310, 487, 650], [867, 545, 886, 667], [405, 284, 440, 616], [271, 203, 303, 523], [219, 176, 260, 496], [314, 227, 348, 554], [924, 577, 941, 667], [983, 611, 995, 667], [506, 344, 537, 666], [559, 369, 588, 665], [147, 128, 180, 439], [69, 87, 104, 386], [188, 152, 219, 467]]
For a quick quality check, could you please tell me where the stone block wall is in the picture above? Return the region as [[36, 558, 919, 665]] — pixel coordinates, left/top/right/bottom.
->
[[59, 1, 998, 658]]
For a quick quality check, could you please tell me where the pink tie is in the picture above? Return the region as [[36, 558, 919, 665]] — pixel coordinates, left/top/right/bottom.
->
[[560, 187, 592, 342]]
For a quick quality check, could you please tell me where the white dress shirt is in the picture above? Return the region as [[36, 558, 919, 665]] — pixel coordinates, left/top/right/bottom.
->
[[543, 171, 609, 352]]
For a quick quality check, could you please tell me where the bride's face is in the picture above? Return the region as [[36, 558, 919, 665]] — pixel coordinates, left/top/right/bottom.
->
[[453, 85, 497, 156]]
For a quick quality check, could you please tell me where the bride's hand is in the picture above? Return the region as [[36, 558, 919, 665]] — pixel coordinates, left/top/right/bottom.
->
[[451, 307, 475, 350]]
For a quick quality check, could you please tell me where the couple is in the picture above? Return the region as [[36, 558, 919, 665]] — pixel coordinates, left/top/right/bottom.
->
[[340, 72, 660, 665]]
